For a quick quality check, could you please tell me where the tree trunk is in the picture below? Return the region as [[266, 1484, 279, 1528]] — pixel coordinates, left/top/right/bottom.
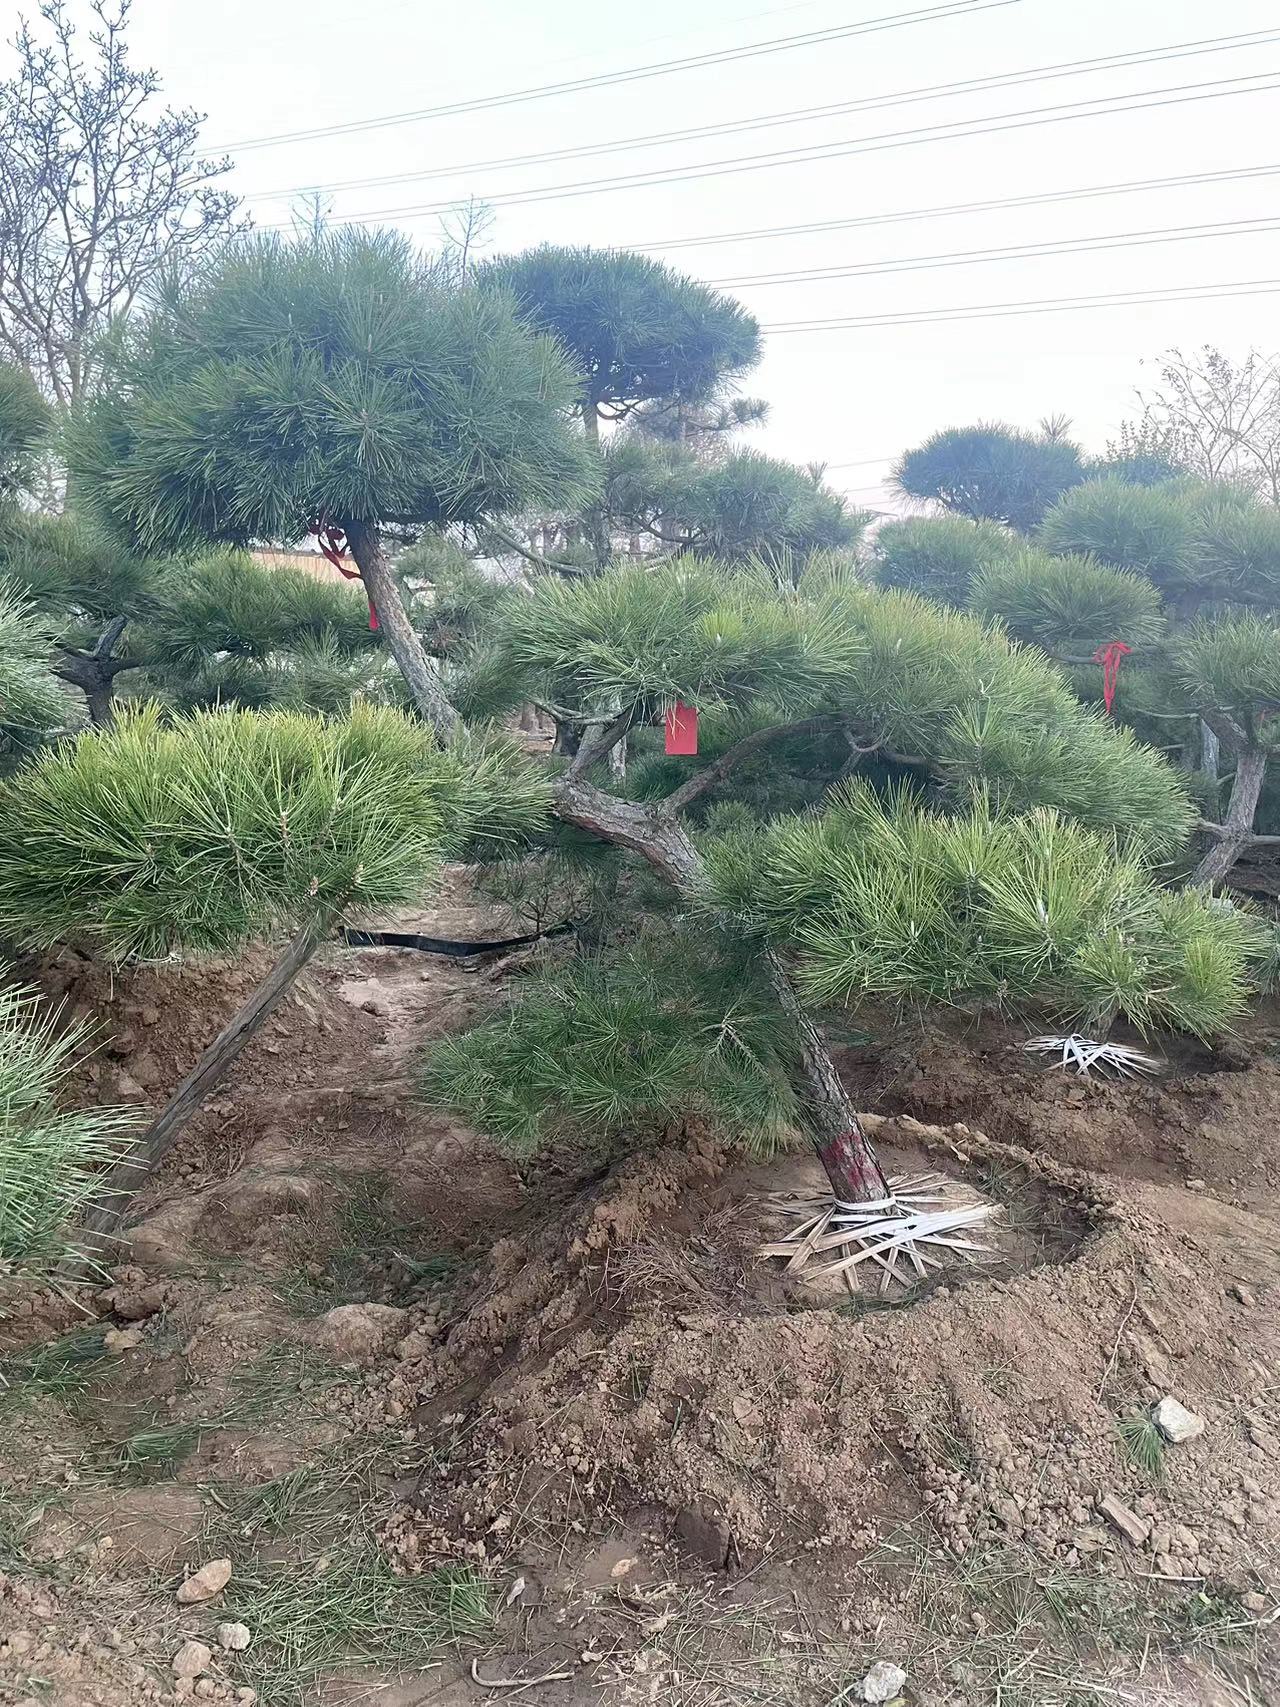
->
[[551, 772, 887, 1203], [581, 403, 611, 568], [1192, 739, 1267, 886], [343, 520, 459, 740], [78, 913, 332, 1246], [765, 950, 889, 1203]]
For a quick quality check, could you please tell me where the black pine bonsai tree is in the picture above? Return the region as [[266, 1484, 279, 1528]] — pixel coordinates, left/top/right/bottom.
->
[[419, 557, 1264, 1273]]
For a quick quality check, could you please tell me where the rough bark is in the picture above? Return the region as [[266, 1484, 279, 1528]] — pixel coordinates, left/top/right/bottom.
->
[[79, 913, 331, 1245], [1192, 737, 1268, 885], [52, 616, 133, 729], [343, 520, 459, 739]]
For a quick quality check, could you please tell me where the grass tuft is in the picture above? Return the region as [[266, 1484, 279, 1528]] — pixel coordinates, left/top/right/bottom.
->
[[1117, 1411, 1166, 1480], [222, 1547, 492, 1703]]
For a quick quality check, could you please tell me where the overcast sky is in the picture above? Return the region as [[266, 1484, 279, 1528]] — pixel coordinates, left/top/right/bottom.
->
[[41, 1, 1280, 506]]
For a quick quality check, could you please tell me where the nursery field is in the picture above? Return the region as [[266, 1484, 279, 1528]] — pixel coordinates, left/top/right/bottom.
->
[[2, 867, 1277, 1707]]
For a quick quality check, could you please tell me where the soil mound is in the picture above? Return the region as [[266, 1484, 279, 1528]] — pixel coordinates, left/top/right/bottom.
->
[[384, 1117, 1280, 1596]]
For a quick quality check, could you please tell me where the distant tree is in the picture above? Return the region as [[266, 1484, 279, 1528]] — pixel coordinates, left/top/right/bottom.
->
[[1127, 346, 1280, 503], [626, 394, 770, 463], [64, 230, 598, 735], [480, 246, 760, 562], [438, 195, 496, 284], [894, 422, 1085, 530], [604, 441, 862, 565], [868, 516, 1022, 606], [0, 0, 241, 406], [1091, 418, 1188, 488]]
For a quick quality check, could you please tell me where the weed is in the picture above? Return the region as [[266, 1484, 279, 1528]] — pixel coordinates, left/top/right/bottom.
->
[[222, 1547, 491, 1703], [1117, 1411, 1166, 1480]]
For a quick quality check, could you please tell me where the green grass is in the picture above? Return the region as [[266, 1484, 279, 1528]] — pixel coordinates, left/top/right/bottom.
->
[[222, 1548, 492, 1703], [0, 1324, 111, 1407], [1117, 1411, 1167, 1480], [111, 1419, 215, 1482]]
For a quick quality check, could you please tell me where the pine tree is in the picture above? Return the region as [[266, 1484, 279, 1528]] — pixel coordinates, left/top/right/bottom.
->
[[64, 229, 598, 735], [479, 245, 760, 563], [0, 704, 548, 1239], [893, 421, 1086, 530], [420, 557, 1255, 1255], [874, 466, 1280, 886]]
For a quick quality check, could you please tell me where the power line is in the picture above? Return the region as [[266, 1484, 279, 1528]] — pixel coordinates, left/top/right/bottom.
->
[[709, 214, 1280, 289], [760, 276, 1280, 334], [281, 71, 1280, 227], [243, 26, 1280, 206], [222, 0, 1002, 153], [633, 163, 1280, 253]]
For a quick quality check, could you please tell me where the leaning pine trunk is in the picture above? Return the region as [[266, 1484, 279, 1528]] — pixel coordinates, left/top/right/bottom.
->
[[1192, 740, 1267, 887], [766, 950, 889, 1203], [343, 519, 459, 740], [78, 913, 333, 1245]]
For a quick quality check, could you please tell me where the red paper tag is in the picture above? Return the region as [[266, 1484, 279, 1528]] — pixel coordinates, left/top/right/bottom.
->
[[665, 701, 698, 755]]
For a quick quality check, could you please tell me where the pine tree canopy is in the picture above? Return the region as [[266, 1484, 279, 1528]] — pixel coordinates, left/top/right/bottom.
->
[[0, 583, 74, 760], [0, 509, 152, 631], [701, 781, 1269, 1038], [0, 704, 549, 961], [869, 516, 1022, 606], [477, 245, 761, 416], [0, 976, 135, 1261], [422, 926, 799, 1159], [971, 547, 1166, 656], [63, 229, 600, 554], [493, 558, 1192, 854], [894, 423, 1085, 530], [0, 361, 52, 500], [604, 439, 861, 562], [1172, 614, 1280, 713], [1039, 477, 1280, 606]]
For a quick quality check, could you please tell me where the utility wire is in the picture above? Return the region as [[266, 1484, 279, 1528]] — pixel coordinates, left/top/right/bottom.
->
[[634, 163, 1280, 252], [242, 26, 1280, 205], [276, 71, 1280, 226], [222, 0, 1002, 152], [709, 214, 1280, 289], [760, 276, 1280, 333]]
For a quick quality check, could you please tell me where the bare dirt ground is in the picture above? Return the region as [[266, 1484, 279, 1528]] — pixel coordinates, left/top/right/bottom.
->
[[1, 869, 1278, 1706]]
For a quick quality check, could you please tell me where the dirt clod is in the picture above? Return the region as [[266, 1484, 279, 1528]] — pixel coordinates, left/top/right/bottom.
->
[[171, 1639, 211, 1678]]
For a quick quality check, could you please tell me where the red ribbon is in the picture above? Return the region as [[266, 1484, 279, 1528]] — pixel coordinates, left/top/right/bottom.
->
[[308, 518, 379, 631], [1092, 640, 1131, 715]]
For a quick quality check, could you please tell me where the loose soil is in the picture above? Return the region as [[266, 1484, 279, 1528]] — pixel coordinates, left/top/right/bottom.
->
[[1, 870, 1277, 1706]]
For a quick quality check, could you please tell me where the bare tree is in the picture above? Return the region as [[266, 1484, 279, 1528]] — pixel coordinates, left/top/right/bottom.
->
[[290, 190, 333, 242], [0, 0, 242, 407], [1130, 346, 1280, 503], [437, 195, 495, 284]]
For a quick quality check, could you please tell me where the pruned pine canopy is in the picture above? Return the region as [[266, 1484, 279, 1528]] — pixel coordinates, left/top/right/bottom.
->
[[0, 705, 549, 961], [702, 782, 1271, 1038], [494, 558, 1193, 854], [478, 245, 761, 415], [64, 230, 599, 553]]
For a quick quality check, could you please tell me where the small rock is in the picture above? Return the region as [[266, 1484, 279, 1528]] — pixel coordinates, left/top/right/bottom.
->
[[139, 1005, 161, 1026], [103, 1326, 144, 1354], [171, 1639, 212, 1679], [1241, 1591, 1269, 1614], [1098, 1494, 1149, 1548], [1185, 1178, 1206, 1191], [1229, 1284, 1257, 1306], [858, 1660, 908, 1703], [194, 1682, 216, 1700], [1152, 1396, 1205, 1444], [176, 1558, 233, 1604], [217, 1622, 251, 1651]]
